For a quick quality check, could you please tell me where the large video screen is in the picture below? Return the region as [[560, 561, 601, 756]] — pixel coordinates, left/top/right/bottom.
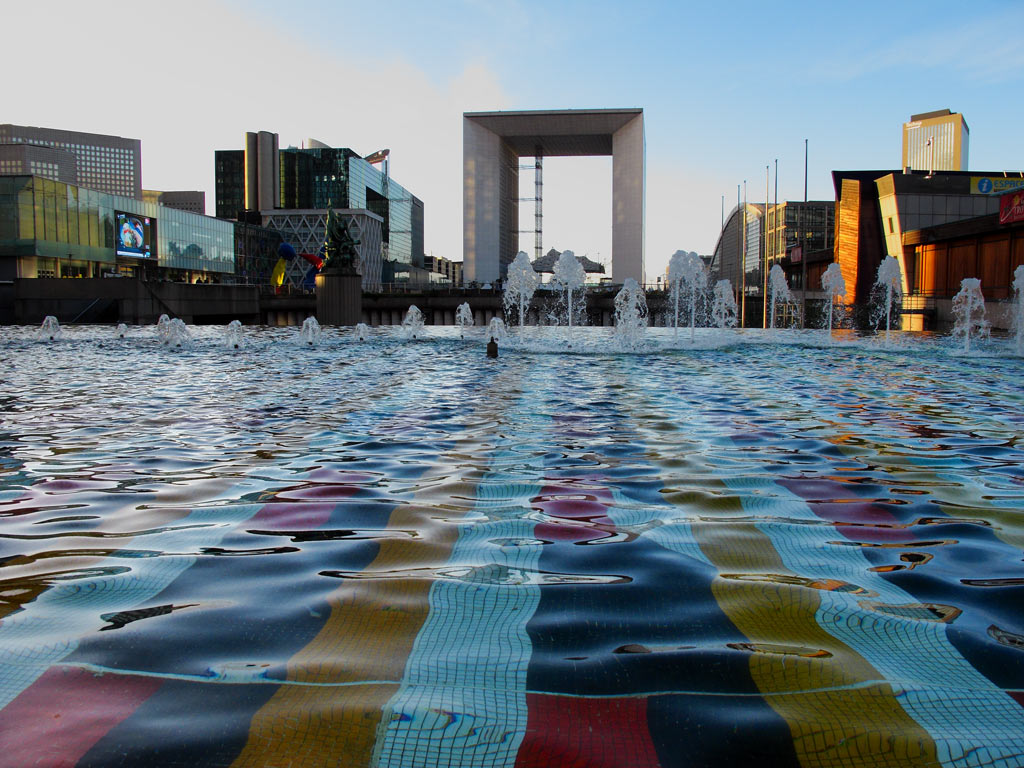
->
[[115, 211, 156, 259]]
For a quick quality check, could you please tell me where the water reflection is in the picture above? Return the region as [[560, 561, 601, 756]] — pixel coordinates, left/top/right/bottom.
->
[[0, 325, 1022, 767]]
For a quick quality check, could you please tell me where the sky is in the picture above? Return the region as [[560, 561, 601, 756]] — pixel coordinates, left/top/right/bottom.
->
[[5, 0, 1024, 280]]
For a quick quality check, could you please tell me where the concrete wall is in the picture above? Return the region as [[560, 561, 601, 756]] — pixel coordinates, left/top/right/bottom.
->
[[612, 113, 646, 284], [12, 279, 260, 325], [464, 111, 646, 286], [463, 119, 504, 284]]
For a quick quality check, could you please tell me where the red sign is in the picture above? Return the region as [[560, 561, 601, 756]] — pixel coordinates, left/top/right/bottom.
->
[[1000, 189, 1024, 225]]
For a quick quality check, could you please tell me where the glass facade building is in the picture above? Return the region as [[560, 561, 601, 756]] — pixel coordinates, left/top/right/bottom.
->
[[215, 138, 425, 273], [710, 203, 764, 292], [0, 175, 234, 280], [765, 201, 835, 264], [215, 150, 246, 220]]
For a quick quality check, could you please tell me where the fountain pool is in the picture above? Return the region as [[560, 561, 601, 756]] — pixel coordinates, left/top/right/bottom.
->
[[1, 324, 1022, 768]]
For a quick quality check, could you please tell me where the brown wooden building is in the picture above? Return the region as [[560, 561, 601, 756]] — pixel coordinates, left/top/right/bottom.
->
[[831, 169, 1024, 328]]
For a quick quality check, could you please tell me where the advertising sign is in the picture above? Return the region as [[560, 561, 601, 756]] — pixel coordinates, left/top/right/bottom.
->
[[999, 189, 1024, 225], [115, 212, 156, 259], [970, 176, 1024, 195]]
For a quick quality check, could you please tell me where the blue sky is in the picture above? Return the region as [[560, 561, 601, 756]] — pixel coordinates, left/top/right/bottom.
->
[[5, 0, 1024, 279]]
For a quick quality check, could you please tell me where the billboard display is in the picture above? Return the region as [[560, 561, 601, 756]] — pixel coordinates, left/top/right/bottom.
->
[[999, 189, 1024, 225], [115, 211, 156, 259]]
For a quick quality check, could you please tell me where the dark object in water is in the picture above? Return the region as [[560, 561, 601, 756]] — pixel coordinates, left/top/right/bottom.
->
[[486, 339, 498, 358], [100, 603, 197, 631]]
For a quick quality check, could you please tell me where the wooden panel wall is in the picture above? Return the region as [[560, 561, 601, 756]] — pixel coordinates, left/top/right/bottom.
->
[[909, 227, 1023, 299], [835, 179, 861, 306]]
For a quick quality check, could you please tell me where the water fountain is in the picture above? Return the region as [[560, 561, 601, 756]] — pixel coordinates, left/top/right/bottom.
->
[[711, 279, 738, 329], [820, 263, 847, 334], [767, 263, 795, 331], [487, 316, 507, 343], [455, 302, 474, 339], [874, 255, 903, 342], [951, 278, 989, 353], [116, 323, 128, 339], [299, 316, 321, 346], [503, 251, 539, 335], [38, 315, 61, 341], [2, 315, 1023, 766], [356, 322, 369, 341], [401, 305, 425, 340], [551, 250, 586, 348], [613, 278, 648, 351], [224, 320, 244, 350], [164, 318, 189, 348], [667, 251, 707, 341], [1013, 264, 1024, 356], [156, 314, 172, 344]]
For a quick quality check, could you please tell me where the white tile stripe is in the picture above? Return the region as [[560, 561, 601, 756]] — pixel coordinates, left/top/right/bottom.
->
[[373, 380, 553, 768], [0, 502, 263, 711], [633, 376, 1024, 767]]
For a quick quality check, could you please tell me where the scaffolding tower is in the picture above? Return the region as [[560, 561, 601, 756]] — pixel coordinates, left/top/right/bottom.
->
[[517, 146, 543, 261]]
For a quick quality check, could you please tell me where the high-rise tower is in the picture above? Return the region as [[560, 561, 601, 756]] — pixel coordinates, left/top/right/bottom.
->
[[902, 110, 969, 173]]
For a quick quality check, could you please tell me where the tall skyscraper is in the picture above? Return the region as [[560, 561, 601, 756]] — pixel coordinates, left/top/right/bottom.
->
[[902, 110, 969, 173], [215, 132, 424, 271], [0, 124, 142, 198]]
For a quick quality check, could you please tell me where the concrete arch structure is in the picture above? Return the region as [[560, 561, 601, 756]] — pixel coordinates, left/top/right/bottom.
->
[[463, 109, 644, 285]]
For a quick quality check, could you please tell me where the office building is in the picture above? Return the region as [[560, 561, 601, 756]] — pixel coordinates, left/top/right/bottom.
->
[[902, 110, 969, 173], [143, 190, 206, 215], [215, 133, 425, 287], [764, 201, 835, 291], [765, 201, 835, 264], [423, 255, 463, 286], [0, 174, 233, 283], [0, 142, 77, 184], [0, 124, 142, 198]]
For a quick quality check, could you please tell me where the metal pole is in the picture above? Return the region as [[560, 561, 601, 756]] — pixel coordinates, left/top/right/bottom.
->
[[801, 139, 808, 329], [741, 180, 747, 328], [736, 185, 741, 312], [774, 158, 778, 329], [763, 165, 769, 328]]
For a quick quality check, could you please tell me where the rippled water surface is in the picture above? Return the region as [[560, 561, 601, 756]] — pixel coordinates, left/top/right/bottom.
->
[[1, 324, 1023, 768]]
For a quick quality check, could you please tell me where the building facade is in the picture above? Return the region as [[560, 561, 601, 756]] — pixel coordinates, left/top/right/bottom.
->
[[261, 209, 384, 291], [423, 255, 463, 286], [143, 190, 206, 215], [765, 201, 835, 265], [233, 220, 284, 287], [0, 143, 77, 184], [710, 202, 764, 304], [214, 133, 424, 285], [463, 109, 645, 285], [902, 110, 969, 173], [831, 168, 1022, 327], [0, 125, 142, 199], [0, 175, 234, 284]]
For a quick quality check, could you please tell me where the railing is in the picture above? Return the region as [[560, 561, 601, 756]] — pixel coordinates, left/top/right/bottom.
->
[[70, 297, 103, 323]]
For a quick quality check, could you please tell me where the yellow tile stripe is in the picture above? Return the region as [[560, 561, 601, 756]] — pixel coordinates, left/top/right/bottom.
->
[[233, 374, 518, 768]]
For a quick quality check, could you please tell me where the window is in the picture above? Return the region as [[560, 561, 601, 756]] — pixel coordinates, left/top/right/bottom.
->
[[888, 217, 895, 234]]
